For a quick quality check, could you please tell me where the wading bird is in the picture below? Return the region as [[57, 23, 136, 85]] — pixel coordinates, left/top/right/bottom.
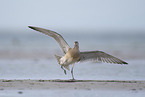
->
[[28, 26, 128, 80]]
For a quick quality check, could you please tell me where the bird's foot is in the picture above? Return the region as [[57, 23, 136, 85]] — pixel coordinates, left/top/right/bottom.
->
[[69, 78, 76, 82]]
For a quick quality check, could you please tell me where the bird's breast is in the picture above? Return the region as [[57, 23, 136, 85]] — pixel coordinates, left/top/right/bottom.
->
[[59, 56, 73, 66], [59, 48, 80, 66]]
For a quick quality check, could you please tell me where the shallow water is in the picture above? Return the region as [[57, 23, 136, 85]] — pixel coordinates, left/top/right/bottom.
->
[[0, 32, 145, 59], [0, 59, 144, 80], [0, 32, 145, 80]]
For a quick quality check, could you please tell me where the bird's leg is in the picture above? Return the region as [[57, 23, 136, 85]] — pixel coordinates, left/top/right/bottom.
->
[[61, 65, 67, 75], [71, 64, 75, 80]]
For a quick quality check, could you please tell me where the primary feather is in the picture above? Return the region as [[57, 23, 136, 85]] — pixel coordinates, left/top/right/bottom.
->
[[79, 51, 128, 64], [28, 26, 70, 54]]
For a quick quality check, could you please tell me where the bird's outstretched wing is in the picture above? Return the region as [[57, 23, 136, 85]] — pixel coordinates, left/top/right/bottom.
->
[[28, 26, 70, 54], [79, 51, 128, 64]]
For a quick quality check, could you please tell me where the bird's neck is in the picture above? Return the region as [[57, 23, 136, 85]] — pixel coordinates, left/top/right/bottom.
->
[[72, 46, 80, 54], [73, 45, 79, 50]]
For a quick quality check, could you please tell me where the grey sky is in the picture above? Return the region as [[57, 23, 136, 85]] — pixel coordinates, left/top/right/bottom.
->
[[0, 0, 145, 33]]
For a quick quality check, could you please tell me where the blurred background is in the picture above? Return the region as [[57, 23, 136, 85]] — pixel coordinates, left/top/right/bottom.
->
[[0, 0, 145, 80]]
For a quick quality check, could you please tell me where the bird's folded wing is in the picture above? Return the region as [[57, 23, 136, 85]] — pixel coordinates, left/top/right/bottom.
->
[[28, 26, 70, 54], [79, 51, 128, 64]]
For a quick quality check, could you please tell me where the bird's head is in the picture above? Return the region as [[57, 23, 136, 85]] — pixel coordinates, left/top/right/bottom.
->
[[74, 41, 79, 48]]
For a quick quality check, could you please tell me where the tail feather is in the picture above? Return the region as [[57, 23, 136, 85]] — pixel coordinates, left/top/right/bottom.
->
[[55, 55, 61, 64], [55, 55, 70, 71]]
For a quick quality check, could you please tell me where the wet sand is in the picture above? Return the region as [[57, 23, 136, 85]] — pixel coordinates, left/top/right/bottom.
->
[[0, 80, 144, 97], [0, 79, 145, 90]]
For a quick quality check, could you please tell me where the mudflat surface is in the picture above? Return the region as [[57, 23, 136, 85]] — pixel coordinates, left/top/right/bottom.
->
[[0, 79, 145, 90], [0, 80, 145, 97]]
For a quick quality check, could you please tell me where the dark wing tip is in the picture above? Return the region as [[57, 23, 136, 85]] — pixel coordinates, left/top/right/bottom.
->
[[28, 26, 35, 30], [122, 61, 128, 65], [28, 26, 41, 32]]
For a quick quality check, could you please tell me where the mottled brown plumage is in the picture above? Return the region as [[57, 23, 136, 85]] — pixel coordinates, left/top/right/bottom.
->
[[28, 26, 128, 79]]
